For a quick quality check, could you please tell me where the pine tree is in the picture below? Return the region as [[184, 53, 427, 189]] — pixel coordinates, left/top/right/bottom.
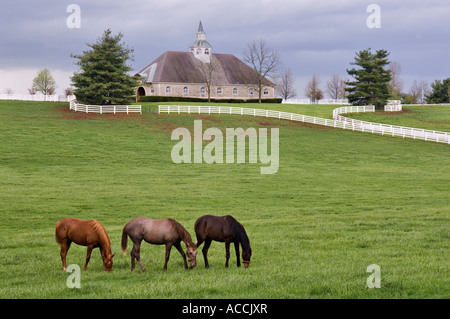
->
[[426, 78, 450, 104], [345, 49, 391, 110], [71, 29, 138, 105]]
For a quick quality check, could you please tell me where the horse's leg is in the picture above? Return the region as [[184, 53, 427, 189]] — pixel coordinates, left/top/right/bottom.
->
[[225, 241, 230, 268], [84, 245, 93, 270], [195, 235, 204, 249], [131, 240, 145, 272], [202, 238, 212, 268], [174, 241, 188, 269], [130, 243, 136, 271], [163, 243, 173, 271], [59, 239, 71, 271], [234, 241, 241, 268]]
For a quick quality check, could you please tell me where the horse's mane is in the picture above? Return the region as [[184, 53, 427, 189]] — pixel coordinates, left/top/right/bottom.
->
[[226, 215, 252, 254], [168, 219, 195, 247], [88, 220, 111, 249]]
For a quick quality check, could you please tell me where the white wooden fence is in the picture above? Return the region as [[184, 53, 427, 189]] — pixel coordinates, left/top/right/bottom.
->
[[282, 98, 350, 105], [332, 105, 449, 143], [158, 104, 450, 144], [0, 93, 76, 102], [69, 100, 141, 114]]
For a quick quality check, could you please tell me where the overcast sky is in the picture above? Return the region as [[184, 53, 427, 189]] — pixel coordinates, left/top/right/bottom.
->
[[0, 0, 449, 97]]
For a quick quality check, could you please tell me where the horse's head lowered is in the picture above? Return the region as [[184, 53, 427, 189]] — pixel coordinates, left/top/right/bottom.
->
[[186, 245, 197, 269], [102, 253, 115, 272], [242, 248, 252, 268]]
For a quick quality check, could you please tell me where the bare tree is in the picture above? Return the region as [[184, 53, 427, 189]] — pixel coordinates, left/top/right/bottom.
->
[[198, 56, 220, 103], [276, 68, 297, 100], [305, 74, 323, 103], [388, 61, 403, 99], [243, 39, 281, 103], [64, 87, 74, 97], [28, 87, 37, 95], [409, 80, 430, 104], [4, 88, 14, 94], [418, 80, 431, 104], [326, 74, 346, 99]]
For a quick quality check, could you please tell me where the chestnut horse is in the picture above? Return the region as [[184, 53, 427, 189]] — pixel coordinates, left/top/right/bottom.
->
[[55, 218, 115, 271], [121, 217, 197, 271], [194, 215, 252, 268]]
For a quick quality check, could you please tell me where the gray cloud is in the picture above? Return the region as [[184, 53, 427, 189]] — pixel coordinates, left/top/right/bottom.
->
[[1, 0, 449, 96]]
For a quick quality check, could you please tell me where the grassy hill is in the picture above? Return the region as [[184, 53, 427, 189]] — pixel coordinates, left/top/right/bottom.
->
[[0, 101, 448, 298]]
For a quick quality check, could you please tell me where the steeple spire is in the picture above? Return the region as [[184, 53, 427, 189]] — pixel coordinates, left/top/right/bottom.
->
[[190, 21, 212, 63], [198, 21, 204, 33]]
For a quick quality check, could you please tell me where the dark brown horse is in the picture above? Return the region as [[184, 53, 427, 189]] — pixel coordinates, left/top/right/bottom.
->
[[55, 218, 115, 272], [121, 217, 197, 271], [195, 215, 252, 268]]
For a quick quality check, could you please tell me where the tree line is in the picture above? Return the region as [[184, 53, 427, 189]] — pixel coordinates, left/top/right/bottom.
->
[[300, 49, 449, 107], [14, 30, 448, 107]]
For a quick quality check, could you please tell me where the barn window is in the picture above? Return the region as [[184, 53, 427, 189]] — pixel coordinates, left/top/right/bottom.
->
[[248, 88, 253, 96], [233, 88, 238, 95], [166, 86, 171, 94], [200, 87, 206, 94], [264, 88, 269, 95], [217, 87, 222, 94], [183, 86, 189, 94]]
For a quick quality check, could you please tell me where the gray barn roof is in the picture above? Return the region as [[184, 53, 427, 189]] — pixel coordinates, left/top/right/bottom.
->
[[136, 51, 274, 86]]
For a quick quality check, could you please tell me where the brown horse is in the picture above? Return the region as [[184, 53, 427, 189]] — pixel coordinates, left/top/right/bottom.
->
[[121, 217, 197, 271], [55, 218, 115, 272], [194, 215, 252, 268]]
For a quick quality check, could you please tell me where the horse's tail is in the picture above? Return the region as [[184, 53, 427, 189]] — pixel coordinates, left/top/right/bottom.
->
[[121, 226, 128, 256]]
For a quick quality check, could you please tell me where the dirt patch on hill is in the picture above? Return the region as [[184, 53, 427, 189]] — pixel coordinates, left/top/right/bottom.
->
[[191, 114, 221, 122], [376, 109, 414, 116]]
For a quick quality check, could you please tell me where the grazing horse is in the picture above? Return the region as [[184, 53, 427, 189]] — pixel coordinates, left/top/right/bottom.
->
[[121, 217, 197, 271], [194, 215, 252, 268], [55, 218, 115, 272]]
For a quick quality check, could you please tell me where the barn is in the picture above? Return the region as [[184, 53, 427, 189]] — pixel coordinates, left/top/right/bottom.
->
[[135, 22, 275, 101]]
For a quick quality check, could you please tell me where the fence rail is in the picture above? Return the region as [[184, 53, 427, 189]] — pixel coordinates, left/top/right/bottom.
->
[[0, 93, 75, 102], [158, 104, 450, 144], [70, 100, 141, 114]]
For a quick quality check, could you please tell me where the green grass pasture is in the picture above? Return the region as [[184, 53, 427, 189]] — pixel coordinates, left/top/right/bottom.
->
[[0, 101, 448, 298]]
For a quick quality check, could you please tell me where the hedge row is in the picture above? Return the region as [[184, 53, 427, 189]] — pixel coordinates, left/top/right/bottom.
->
[[139, 96, 282, 104]]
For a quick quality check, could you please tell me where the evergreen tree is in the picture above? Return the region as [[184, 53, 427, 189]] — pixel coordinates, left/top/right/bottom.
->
[[345, 48, 391, 110], [71, 29, 138, 105], [426, 78, 450, 104]]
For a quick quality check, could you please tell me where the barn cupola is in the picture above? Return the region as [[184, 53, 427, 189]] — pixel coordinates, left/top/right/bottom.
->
[[189, 21, 212, 63]]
